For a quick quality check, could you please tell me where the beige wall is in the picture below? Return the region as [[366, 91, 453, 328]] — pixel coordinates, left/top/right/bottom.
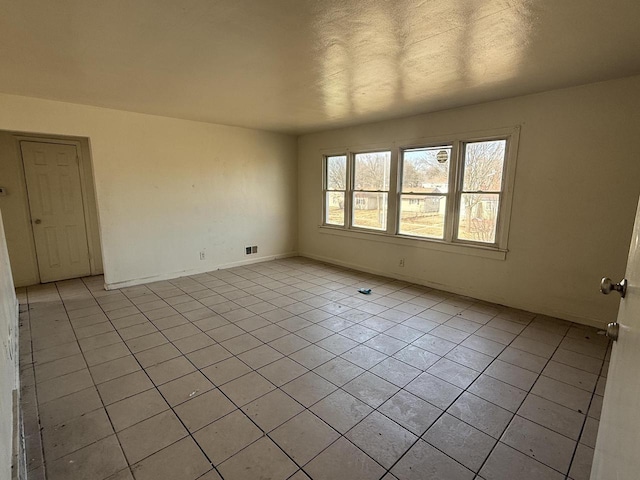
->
[[298, 76, 640, 327], [0, 94, 298, 288], [0, 210, 18, 480]]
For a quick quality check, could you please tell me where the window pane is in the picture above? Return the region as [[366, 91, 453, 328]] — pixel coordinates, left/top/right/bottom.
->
[[462, 140, 506, 192], [352, 192, 388, 230], [326, 155, 346, 190], [354, 152, 391, 191], [325, 192, 344, 226], [402, 146, 451, 193], [457, 193, 499, 243], [399, 195, 446, 239]]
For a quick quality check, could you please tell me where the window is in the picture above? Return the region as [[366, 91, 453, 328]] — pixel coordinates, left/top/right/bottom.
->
[[324, 155, 346, 226], [456, 140, 506, 244], [352, 151, 391, 231], [399, 145, 451, 239], [321, 128, 518, 255]]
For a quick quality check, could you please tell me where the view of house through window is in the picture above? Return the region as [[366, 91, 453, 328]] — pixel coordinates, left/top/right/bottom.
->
[[399, 145, 451, 239], [322, 133, 512, 249]]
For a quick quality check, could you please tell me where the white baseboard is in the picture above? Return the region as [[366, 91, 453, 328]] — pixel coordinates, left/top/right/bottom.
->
[[104, 252, 298, 290], [300, 252, 608, 329]]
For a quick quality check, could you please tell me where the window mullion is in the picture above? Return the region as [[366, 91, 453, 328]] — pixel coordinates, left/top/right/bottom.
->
[[387, 148, 399, 235], [346, 152, 354, 229], [444, 140, 461, 242]]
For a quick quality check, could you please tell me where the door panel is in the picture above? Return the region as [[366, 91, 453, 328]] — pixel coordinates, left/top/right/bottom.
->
[[20, 141, 91, 282], [591, 195, 640, 479]]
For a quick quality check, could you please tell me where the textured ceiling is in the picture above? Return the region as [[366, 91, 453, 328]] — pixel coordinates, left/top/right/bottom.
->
[[1, 0, 639, 134]]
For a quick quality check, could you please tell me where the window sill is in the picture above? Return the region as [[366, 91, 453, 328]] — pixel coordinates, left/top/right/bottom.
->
[[318, 225, 507, 260]]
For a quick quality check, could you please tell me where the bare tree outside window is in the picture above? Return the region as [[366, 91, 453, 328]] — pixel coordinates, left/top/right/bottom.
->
[[457, 140, 506, 243]]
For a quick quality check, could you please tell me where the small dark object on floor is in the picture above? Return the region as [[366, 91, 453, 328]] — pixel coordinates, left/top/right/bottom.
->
[[358, 288, 372, 295]]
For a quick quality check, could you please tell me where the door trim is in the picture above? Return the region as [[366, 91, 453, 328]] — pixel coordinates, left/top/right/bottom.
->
[[13, 133, 103, 281]]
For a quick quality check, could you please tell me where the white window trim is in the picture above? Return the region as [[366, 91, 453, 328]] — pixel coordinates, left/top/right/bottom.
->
[[319, 126, 520, 261]]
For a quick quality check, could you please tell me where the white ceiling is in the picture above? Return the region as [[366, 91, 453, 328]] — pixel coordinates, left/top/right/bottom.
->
[[1, 0, 639, 134]]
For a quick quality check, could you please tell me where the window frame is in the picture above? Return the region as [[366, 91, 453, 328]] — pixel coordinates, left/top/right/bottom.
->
[[320, 126, 520, 259], [323, 154, 348, 227]]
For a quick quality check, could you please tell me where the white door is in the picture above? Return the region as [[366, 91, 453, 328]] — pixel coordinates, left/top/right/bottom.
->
[[20, 141, 91, 283], [591, 195, 640, 479]]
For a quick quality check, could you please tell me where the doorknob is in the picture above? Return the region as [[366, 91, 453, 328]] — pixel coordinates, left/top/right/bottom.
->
[[33, 219, 42, 224], [600, 277, 627, 298], [606, 322, 620, 341]]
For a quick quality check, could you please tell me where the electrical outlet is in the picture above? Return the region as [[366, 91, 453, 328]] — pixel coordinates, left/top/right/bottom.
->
[[252, 246, 258, 254], [399, 258, 405, 267], [245, 246, 252, 255], [200, 251, 206, 260]]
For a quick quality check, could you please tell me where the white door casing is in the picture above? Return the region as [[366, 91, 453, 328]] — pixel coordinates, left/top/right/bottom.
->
[[591, 196, 640, 479], [20, 141, 91, 283]]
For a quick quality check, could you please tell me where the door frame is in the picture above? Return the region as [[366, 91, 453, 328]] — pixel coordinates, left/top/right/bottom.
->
[[13, 133, 103, 282]]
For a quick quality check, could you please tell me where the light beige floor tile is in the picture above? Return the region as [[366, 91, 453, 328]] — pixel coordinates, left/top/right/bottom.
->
[[569, 443, 594, 480], [310, 389, 372, 434], [405, 372, 463, 409], [174, 332, 216, 354], [174, 389, 236, 432], [427, 357, 480, 389], [271, 410, 339, 465], [542, 361, 598, 392], [242, 388, 304, 432], [346, 411, 417, 468], [90, 355, 141, 384], [467, 375, 527, 412], [84, 342, 131, 367], [106, 388, 169, 432], [47, 435, 128, 480], [185, 344, 232, 369], [423, 413, 496, 472], [34, 354, 87, 383], [97, 370, 154, 405], [219, 371, 276, 406], [412, 333, 457, 356], [479, 442, 565, 480], [517, 393, 585, 440], [42, 408, 113, 460], [218, 437, 297, 480], [445, 345, 494, 371], [343, 371, 399, 408], [379, 390, 442, 436], [281, 372, 337, 407], [531, 376, 592, 412], [118, 410, 187, 464], [134, 343, 182, 368], [39, 387, 103, 428], [447, 392, 513, 439], [158, 371, 214, 406], [130, 437, 211, 480], [37, 369, 94, 404], [145, 356, 196, 386], [193, 410, 263, 464], [502, 416, 576, 474], [289, 344, 336, 369], [391, 439, 474, 480], [201, 357, 252, 386], [258, 357, 308, 386], [313, 357, 364, 386], [237, 344, 284, 369], [484, 360, 538, 391]]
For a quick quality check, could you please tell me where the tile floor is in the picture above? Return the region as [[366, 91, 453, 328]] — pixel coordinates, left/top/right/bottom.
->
[[17, 257, 610, 480]]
